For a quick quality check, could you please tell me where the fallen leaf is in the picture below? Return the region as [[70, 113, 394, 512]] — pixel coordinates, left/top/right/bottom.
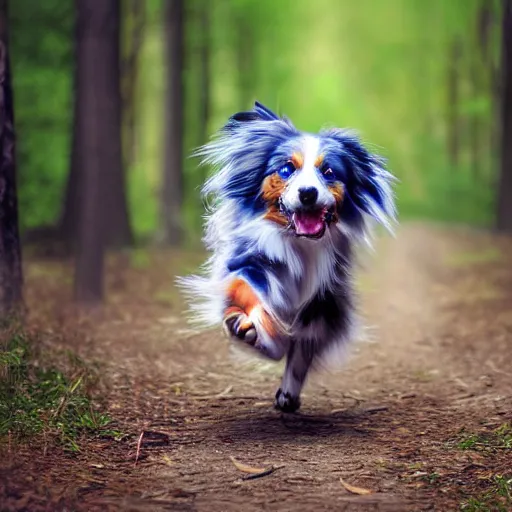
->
[[161, 454, 173, 466], [242, 467, 279, 480], [340, 478, 373, 495], [229, 456, 267, 474], [193, 385, 234, 401]]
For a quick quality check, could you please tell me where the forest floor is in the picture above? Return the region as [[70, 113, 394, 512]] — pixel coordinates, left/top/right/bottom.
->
[[1, 223, 512, 511]]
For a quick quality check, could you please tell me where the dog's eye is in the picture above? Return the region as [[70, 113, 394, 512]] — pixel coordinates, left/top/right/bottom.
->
[[278, 162, 295, 179], [322, 167, 334, 179]]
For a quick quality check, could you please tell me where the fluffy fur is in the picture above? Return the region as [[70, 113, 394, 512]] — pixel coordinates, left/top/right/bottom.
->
[[178, 101, 396, 412]]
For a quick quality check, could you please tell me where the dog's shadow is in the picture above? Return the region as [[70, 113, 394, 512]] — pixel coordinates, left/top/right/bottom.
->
[[198, 405, 391, 446]]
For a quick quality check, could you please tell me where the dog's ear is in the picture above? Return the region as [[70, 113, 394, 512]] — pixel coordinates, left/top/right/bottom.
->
[[324, 129, 396, 230], [226, 101, 280, 128], [197, 102, 298, 207], [252, 102, 280, 121]]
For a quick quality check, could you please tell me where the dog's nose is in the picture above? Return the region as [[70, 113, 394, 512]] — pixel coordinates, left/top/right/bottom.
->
[[298, 187, 318, 206]]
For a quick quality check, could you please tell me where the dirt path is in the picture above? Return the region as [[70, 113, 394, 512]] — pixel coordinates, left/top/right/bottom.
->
[[2, 224, 512, 511]]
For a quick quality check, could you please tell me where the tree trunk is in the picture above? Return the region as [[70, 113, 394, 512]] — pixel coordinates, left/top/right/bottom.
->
[[478, 0, 493, 62], [447, 39, 461, 168], [122, 0, 145, 170], [476, 0, 495, 180], [161, 0, 184, 246], [469, 50, 482, 178], [197, 0, 210, 183], [198, 0, 210, 142], [62, 0, 133, 251], [74, 0, 126, 302], [0, 0, 23, 316], [60, 39, 82, 252], [483, 0, 502, 181], [496, 0, 512, 232]]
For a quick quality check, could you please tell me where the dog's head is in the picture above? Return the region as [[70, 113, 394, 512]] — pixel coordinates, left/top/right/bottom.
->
[[200, 102, 396, 238]]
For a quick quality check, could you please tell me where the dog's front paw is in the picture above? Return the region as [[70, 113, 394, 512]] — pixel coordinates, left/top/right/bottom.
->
[[223, 309, 257, 345], [274, 388, 301, 413]]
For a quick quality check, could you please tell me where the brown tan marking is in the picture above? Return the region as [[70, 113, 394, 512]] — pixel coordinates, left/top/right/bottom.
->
[[224, 279, 277, 338], [226, 279, 260, 315], [314, 154, 324, 168], [291, 152, 304, 170], [328, 183, 344, 222], [329, 182, 344, 205], [261, 173, 288, 226]]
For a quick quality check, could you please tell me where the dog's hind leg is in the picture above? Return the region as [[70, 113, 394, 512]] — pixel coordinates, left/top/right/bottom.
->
[[275, 342, 314, 413]]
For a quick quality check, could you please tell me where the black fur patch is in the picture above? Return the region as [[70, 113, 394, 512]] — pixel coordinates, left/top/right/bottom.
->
[[231, 111, 260, 123], [298, 289, 350, 333], [286, 342, 314, 383]]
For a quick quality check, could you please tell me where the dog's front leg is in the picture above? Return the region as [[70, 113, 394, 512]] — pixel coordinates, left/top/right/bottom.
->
[[222, 278, 286, 360], [275, 342, 314, 413]]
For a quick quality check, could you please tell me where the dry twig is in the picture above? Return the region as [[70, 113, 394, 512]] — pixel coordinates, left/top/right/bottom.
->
[[134, 431, 144, 467]]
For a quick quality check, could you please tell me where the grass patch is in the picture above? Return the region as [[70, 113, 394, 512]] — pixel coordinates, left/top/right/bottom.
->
[[461, 475, 512, 512], [0, 326, 121, 452], [444, 248, 503, 268], [422, 471, 441, 485], [457, 423, 512, 452]]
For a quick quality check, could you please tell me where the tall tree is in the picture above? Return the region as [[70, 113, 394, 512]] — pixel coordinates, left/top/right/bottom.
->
[[469, 45, 483, 178], [447, 39, 461, 168], [198, 0, 210, 146], [74, 0, 126, 302], [497, 0, 512, 232], [122, 0, 145, 170], [161, 0, 184, 245], [196, 0, 210, 184], [478, 0, 502, 177], [0, 0, 23, 316], [62, 0, 133, 251], [474, 0, 494, 178]]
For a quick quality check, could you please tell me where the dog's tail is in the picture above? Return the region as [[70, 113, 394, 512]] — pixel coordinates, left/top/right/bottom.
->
[[175, 274, 225, 329]]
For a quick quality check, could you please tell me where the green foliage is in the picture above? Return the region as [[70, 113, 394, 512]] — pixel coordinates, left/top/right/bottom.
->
[[444, 247, 502, 267], [461, 475, 512, 512], [0, 328, 119, 451], [8, 0, 505, 240], [424, 472, 441, 485], [457, 423, 512, 451], [9, 1, 73, 230], [172, 0, 504, 238]]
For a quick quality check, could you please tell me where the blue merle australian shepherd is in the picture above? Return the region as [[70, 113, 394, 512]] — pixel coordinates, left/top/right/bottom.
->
[[179, 102, 396, 413]]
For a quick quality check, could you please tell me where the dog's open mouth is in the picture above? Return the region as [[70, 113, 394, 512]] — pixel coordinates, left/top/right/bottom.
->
[[292, 209, 328, 239]]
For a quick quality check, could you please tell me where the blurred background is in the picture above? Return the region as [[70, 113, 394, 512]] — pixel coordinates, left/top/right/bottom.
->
[[9, 0, 508, 253]]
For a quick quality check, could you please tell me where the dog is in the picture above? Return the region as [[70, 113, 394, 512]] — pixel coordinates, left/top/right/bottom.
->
[[178, 101, 396, 412]]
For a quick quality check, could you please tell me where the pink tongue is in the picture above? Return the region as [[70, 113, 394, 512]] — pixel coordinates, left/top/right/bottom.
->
[[293, 211, 324, 236]]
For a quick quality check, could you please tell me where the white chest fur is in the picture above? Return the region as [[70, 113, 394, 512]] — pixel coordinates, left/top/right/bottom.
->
[[291, 235, 337, 309]]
